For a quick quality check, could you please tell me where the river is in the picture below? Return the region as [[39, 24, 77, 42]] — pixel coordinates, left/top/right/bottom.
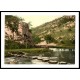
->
[[5, 48, 75, 64]]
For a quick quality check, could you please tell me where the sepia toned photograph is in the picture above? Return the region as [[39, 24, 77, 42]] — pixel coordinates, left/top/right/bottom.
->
[[1, 12, 79, 68]]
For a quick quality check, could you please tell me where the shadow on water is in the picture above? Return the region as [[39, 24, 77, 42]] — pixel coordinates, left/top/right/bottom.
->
[[49, 48, 75, 64]]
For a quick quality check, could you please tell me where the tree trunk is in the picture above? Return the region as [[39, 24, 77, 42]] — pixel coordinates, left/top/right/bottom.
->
[[13, 32, 14, 41]]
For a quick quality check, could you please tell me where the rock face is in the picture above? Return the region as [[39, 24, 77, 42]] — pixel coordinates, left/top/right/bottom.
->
[[21, 22, 34, 47], [5, 22, 34, 47]]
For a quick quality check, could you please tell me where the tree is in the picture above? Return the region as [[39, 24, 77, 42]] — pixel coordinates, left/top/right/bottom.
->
[[27, 22, 33, 29], [44, 35, 53, 43], [5, 15, 23, 40], [32, 35, 41, 44]]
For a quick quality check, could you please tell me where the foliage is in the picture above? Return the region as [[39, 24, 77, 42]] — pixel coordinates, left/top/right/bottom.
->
[[5, 40, 26, 49], [58, 16, 75, 26], [68, 28, 72, 31], [60, 40, 65, 44], [32, 16, 75, 47], [5, 15, 23, 39], [32, 35, 41, 44], [44, 35, 54, 43]]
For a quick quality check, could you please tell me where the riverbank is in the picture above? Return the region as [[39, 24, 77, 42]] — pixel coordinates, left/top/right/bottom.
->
[[5, 48, 75, 64], [5, 48, 53, 57]]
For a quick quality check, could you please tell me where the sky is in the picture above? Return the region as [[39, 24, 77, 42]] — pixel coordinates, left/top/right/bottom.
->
[[17, 15, 63, 28]]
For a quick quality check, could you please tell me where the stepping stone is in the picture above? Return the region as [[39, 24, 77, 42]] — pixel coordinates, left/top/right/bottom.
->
[[48, 60, 58, 64], [22, 55, 27, 58], [37, 57, 42, 60], [17, 55, 21, 57], [14, 54, 18, 57], [59, 61, 67, 64], [42, 57, 49, 62], [10, 61, 18, 64], [10, 59, 18, 64], [32, 56, 37, 59]]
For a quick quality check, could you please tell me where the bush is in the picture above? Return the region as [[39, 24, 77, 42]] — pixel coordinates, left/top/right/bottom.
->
[[68, 28, 72, 31], [5, 40, 26, 49], [32, 35, 41, 44], [60, 40, 65, 44], [44, 35, 53, 43]]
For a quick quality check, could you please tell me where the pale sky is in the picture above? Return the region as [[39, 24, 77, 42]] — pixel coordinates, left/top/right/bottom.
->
[[17, 15, 63, 28]]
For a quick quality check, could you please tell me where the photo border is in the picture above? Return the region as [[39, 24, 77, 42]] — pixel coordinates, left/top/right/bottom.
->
[[0, 11, 79, 69]]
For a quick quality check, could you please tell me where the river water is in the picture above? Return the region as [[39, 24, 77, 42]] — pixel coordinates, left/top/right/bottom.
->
[[5, 48, 75, 64]]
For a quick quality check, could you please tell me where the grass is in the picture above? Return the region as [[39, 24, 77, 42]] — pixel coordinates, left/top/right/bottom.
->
[[5, 48, 47, 53], [5, 48, 53, 57], [5, 46, 75, 57]]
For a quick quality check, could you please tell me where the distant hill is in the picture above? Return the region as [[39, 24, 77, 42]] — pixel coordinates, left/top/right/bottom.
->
[[32, 16, 75, 47]]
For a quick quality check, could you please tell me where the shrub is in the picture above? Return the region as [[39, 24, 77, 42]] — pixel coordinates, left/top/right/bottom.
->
[[5, 40, 26, 49], [68, 28, 72, 31], [32, 35, 41, 44], [44, 35, 54, 43], [60, 40, 65, 44]]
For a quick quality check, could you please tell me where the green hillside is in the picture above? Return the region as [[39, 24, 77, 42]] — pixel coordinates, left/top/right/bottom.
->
[[32, 16, 75, 47]]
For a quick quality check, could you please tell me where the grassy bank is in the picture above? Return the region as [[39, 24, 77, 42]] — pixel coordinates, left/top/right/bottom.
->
[[5, 48, 53, 57], [5, 46, 75, 57]]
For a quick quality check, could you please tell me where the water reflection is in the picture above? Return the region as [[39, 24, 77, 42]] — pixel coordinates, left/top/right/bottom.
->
[[49, 48, 75, 64], [5, 48, 75, 64]]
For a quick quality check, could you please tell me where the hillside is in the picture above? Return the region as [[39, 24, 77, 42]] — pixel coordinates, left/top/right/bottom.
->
[[32, 16, 75, 47]]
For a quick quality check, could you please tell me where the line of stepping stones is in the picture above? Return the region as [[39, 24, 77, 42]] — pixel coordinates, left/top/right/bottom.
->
[[6, 52, 67, 64]]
